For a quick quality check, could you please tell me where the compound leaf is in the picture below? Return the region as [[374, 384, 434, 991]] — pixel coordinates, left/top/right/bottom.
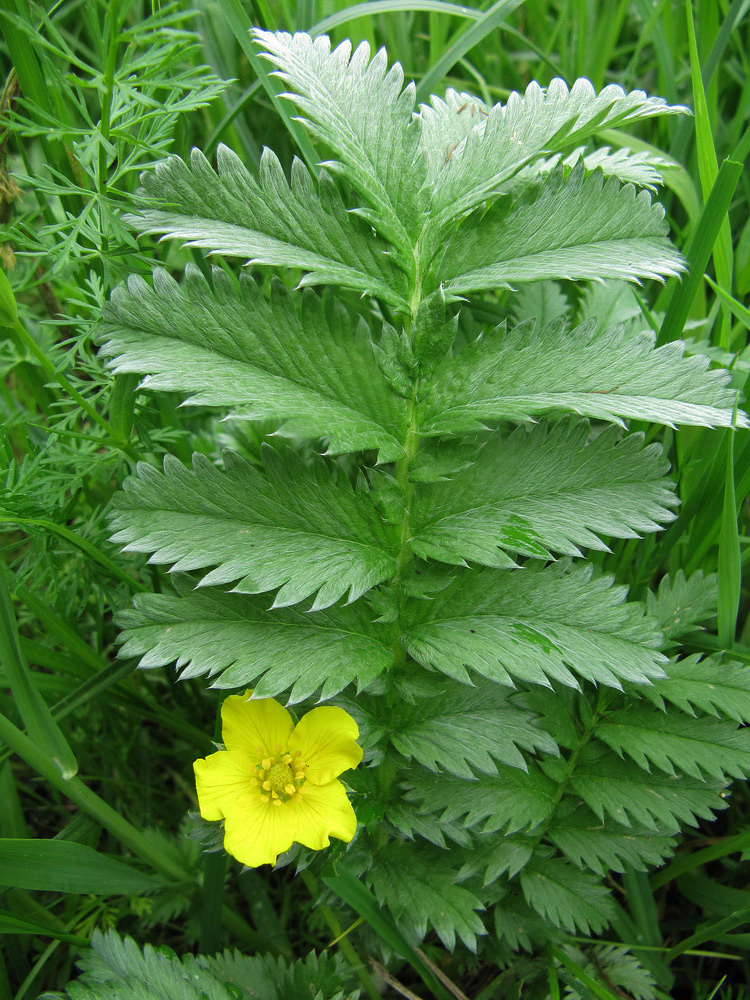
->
[[570, 746, 727, 832], [596, 706, 750, 780], [255, 30, 425, 254], [366, 843, 485, 950], [116, 576, 392, 703], [646, 570, 717, 643], [643, 655, 750, 722], [111, 448, 397, 610], [388, 683, 558, 777], [432, 165, 683, 295], [101, 268, 407, 461], [124, 145, 408, 307], [411, 421, 677, 565], [403, 562, 666, 690], [547, 808, 676, 874], [423, 76, 687, 225], [419, 317, 747, 434], [520, 855, 615, 934]]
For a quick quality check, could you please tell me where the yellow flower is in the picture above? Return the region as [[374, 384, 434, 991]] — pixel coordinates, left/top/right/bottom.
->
[[193, 691, 363, 868]]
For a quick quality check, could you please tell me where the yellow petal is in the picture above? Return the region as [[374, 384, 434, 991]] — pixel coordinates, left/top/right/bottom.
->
[[193, 749, 256, 822], [221, 691, 294, 757], [287, 779, 358, 850], [288, 706, 363, 785], [223, 796, 298, 868]]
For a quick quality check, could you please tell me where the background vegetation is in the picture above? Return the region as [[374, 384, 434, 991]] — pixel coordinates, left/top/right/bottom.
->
[[0, 0, 749, 997]]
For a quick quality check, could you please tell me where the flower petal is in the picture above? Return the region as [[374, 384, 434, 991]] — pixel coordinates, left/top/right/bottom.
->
[[193, 749, 256, 822], [221, 691, 294, 757], [287, 779, 358, 850], [288, 706, 363, 785], [224, 799, 297, 868]]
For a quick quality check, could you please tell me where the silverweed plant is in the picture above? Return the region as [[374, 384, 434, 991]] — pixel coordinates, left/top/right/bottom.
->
[[93, 28, 750, 992]]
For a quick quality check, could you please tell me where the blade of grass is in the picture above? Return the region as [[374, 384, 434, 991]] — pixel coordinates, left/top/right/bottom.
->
[[704, 274, 750, 330], [685, 0, 734, 349], [0, 565, 78, 780], [415, 0, 527, 104], [665, 908, 750, 963], [658, 158, 742, 344], [550, 946, 620, 1000], [310, 0, 483, 37], [718, 413, 741, 649], [218, 0, 320, 174]]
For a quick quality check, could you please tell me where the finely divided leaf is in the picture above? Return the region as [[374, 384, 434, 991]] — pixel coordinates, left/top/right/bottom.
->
[[646, 570, 717, 642], [424, 76, 687, 224], [366, 843, 485, 950], [432, 165, 684, 295], [419, 317, 747, 434], [389, 684, 558, 777], [411, 421, 677, 565], [101, 268, 407, 461], [531, 146, 670, 191], [124, 145, 408, 307], [111, 448, 397, 610], [116, 577, 392, 702], [520, 855, 615, 934], [596, 706, 750, 780], [643, 654, 750, 722], [404, 762, 557, 835], [510, 280, 571, 327], [403, 562, 666, 690], [255, 30, 424, 254], [548, 808, 676, 874]]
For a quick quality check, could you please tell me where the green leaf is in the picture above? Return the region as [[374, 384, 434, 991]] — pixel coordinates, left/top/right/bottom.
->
[[366, 842, 486, 950], [596, 706, 750, 780], [404, 762, 558, 834], [423, 76, 687, 225], [411, 421, 677, 565], [570, 746, 726, 832], [116, 576, 392, 702], [403, 562, 666, 690], [124, 146, 408, 308], [0, 839, 163, 894], [576, 279, 645, 334], [432, 165, 684, 295], [418, 317, 747, 434], [547, 809, 676, 874], [111, 448, 397, 611], [534, 146, 670, 191], [387, 682, 558, 777], [101, 268, 407, 461], [643, 654, 750, 724], [646, 570, 717, 642], [520, 855, 615, 934], [511, 279, 571, 327], [254, 30, 425, 255]]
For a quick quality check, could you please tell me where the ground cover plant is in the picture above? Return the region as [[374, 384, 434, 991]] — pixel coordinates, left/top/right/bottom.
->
[[1, 2, 750, 999]]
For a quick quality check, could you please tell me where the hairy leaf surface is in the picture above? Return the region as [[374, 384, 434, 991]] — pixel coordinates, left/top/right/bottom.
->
[[404, 763, 557, 834], [116, 577, 392, 702], [570, 747, 727, 831], [643, 655, 750, 722], [433, 166, 683, 294], [422, 76, 686, 223], [366, 843, 485, 950], [520, 855, 615, 934], [101, 268, 407, 460], [124, 146, 408, 306], [419, 318, 747, 433], [389, 684, 558, 777], [403, 563, 666, 690], [646, 570, 717, 642], [255, 30, 425, 253], [596, 707, 750, 780], [547, 808, 676, 873], [111, 448, 397, 609], [411, 422, 676, 565]]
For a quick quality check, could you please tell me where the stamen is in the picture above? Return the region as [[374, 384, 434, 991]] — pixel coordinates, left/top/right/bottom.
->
[[285, 783, 296, 795], [272, 799, 282, 807], [282, 753, 292, 764], [262, 780, 271, 791], [271, 791, 279, 800], [275, 743, 282, 754], [260, 794, 270, 803], [294, 771, 305, 780], [261, 758, 272, 770]]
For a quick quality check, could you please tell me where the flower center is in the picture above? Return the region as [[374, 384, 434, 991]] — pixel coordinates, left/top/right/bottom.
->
[[254, 748, 307, 806]]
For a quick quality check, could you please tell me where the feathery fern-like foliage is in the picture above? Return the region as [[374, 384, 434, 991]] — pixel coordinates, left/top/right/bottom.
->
[[101, 29, 749, 955]]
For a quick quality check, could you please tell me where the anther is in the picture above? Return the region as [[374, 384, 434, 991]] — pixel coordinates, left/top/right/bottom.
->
[[272, 799, 282, 807], [294, 771, 305, 781], [275, 743, 282, 754], [263, 780, 271, 791], [271, 791, 279, 800], [282, 753, 292, 764], [285, 783, 296, 795], [260, 794, 270, 803], [261, 758, 272, 770]]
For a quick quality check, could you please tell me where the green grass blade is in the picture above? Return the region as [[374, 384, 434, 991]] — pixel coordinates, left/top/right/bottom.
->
[[658, 158, 742, 344], [218, 0, 320, 173], [550, 946, 621, 1000], [704, 274, 750, 330], [685, 0, 734, 348], [0, 910, 88, 946], [718, 418, 741, 649], [0, 838, 164, 894], [665, 907, 750, 963], [0, 566, 78, 780], [310, 0, 481, 36], [415, 0, 527, 104]]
